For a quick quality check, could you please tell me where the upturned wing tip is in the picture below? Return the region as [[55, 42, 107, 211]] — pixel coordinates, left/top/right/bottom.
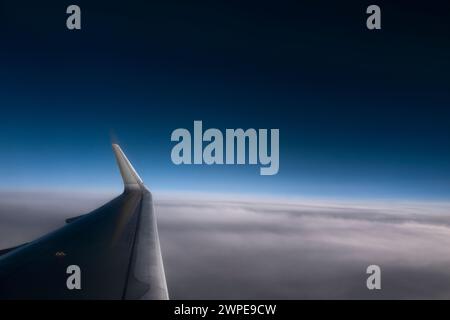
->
[[112, 144, 144, 190]]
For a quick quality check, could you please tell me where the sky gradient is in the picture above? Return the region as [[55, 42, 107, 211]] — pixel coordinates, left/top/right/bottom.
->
[[0, 1, 449, 200]]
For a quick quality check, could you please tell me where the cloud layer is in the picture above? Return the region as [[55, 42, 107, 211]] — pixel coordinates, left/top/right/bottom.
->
[[2, 191, 450, 299]]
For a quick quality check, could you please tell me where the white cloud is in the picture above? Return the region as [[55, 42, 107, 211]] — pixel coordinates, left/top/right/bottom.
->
[[2, 191, 450, 299]]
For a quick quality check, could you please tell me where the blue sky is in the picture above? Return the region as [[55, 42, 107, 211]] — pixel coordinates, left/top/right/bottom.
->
[[0, 1, 449, 201]]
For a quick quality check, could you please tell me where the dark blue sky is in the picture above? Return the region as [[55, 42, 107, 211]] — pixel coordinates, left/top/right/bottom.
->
[[0, 1, 449, 200]]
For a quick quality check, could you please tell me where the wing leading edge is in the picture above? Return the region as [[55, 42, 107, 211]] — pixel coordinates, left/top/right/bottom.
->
[[0, 144, 169, 300]]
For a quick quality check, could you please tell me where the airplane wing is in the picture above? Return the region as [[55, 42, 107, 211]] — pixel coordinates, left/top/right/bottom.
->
[[0, 144, 169, 300]]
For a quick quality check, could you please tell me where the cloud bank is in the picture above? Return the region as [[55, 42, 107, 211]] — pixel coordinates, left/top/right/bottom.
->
[[2, 191, 450, 299]]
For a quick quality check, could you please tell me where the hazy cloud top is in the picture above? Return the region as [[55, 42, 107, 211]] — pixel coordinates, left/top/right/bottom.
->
[[1, 191, 450, 299]]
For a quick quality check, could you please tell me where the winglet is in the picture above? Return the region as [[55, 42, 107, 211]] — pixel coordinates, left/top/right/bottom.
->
[[112, 144, 144, 191]]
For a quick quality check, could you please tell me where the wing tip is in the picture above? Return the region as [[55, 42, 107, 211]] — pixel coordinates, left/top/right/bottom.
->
[[112, 144, 144, 190]]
